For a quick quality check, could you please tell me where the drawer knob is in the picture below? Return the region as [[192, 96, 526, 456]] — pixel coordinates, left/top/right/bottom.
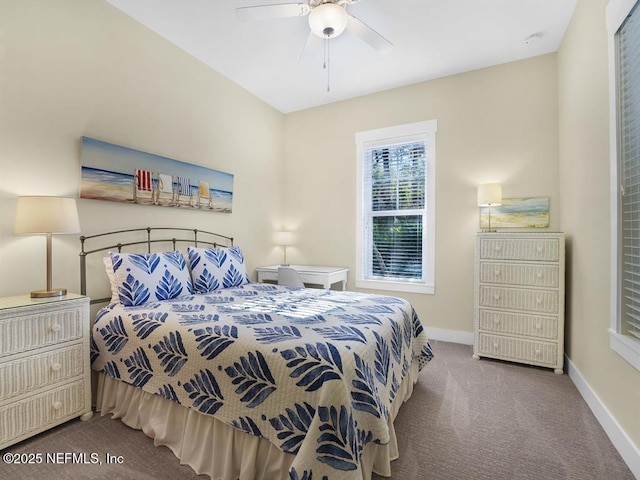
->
[[536, 297, 542, 304], [536, 246, 543, 253], [493, 317, 500, 325], [52, 401, 62, 410], [535, 349, 541, 356], [536, 272, 543, 279], [50, 324, 61, 333], [494, 294, 500, 300], [535, 323, 542, 330], [494, 269, 501, 276], [51, 363, 62, 372], [493, 342, 499, 349], [495, 245, 501, 251]]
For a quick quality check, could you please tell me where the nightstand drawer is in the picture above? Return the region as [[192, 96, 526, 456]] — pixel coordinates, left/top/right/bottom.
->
[[479, 262, 559, 288], [476, 333, 557, 366], [0, 344, 85, 401], [478, 310, 558, 339], [479, 238, 560, 261], [479, 285, 559, 314], [0, 307, 83, 358], [0, 379, 86, 446]]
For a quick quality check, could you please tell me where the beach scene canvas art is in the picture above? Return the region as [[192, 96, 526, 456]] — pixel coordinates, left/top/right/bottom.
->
[[80, 137, 233, 213], [480, 197, 549, 229]]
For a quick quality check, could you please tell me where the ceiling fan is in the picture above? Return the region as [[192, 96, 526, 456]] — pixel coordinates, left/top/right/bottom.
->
[[235, 0, 393, 54]]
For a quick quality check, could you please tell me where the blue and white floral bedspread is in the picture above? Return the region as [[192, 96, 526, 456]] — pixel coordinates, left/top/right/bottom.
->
[[91, 283, 433, 480]]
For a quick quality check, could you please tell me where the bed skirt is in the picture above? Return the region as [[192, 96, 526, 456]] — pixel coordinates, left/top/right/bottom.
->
[[94, 361, 419, 480]]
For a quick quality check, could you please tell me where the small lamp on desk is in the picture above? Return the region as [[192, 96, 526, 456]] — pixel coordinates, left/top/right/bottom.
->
[[14, 196, 81, 298], [276, 231, 293, 266], [477, 183, 502, 232]]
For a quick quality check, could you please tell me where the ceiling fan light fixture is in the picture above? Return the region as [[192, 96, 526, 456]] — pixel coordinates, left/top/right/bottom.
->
[[308, 3, 348, 38]]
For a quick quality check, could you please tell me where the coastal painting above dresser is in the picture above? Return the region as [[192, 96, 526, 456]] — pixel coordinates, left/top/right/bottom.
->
[[472, 233, 565, 374]]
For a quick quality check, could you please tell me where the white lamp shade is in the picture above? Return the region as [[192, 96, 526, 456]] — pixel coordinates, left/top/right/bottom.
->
[[14, 196, 81, 234], [308, 3, 348, 38], [477, 183, 502, 207], [276, 231, 293, 246]]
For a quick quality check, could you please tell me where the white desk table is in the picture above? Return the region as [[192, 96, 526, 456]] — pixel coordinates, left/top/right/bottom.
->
[[256, 265, 349, 290]]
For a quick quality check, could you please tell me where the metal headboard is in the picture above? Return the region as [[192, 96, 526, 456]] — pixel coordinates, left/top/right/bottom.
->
[[79, 227, 234, 305]]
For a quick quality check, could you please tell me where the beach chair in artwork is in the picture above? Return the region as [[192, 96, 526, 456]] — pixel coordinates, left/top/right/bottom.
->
[[133, 169, 155, 204], [197, 180, 213, 209], [155, 173, 176, 206], [176, 176, 193, 207]]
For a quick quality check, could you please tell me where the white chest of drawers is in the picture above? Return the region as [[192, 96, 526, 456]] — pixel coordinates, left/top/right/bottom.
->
[[472, 233, 565, 374], [0, 294, 93, 449]]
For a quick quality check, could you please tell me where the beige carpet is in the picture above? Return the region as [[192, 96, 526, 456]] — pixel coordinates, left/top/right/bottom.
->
[[0, 341, 634, 480], [373, 341, 635, 480]]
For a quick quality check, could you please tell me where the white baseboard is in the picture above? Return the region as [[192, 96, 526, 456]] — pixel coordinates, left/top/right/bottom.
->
[[425, 327, 474, 345], [566, 356, 640, 479]]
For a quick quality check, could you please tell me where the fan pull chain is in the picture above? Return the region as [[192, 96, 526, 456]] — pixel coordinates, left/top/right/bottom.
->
[[326, 36, 330, 92], [323, 34, 331, 92]]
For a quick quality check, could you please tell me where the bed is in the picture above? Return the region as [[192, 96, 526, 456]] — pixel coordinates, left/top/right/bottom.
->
[[81, 227, 434, 480]]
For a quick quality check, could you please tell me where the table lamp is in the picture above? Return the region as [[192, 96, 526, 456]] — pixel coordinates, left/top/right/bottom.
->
[[276, 231, 293, 266], [14, 196, 81, 298], [477, 183, 502, 232]]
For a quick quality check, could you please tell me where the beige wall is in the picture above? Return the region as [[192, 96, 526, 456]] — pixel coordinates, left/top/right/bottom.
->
[[283, 53, 560, 337], [0, 0, 284, 298], [558, 0, 640, 452]]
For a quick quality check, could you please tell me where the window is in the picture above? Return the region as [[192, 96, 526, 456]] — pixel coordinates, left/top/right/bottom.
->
[[608, 0, 640, 370], [355, 120, 437, 294]]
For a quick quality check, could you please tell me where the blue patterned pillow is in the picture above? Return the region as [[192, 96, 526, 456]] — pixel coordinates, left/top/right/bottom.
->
[[110, 251, 194, 306], [187, 246, 250, 292]]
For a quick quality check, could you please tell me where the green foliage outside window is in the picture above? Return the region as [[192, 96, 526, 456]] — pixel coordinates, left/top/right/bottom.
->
[[370, 143, 425, 280]]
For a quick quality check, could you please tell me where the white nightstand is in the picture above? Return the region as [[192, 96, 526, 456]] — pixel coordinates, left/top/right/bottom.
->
[[0, 293, 93, 449]]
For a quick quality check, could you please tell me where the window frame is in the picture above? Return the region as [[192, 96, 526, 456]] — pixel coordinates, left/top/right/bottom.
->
[[355, 120, 437, 294], [608, 0, 640, 370]]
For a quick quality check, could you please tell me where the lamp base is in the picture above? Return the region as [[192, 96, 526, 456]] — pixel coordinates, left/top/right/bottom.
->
[[31, 288, 67, 298]]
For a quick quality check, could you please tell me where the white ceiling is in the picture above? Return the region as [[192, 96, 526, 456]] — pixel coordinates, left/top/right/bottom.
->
[[107, 0, 577, 114]]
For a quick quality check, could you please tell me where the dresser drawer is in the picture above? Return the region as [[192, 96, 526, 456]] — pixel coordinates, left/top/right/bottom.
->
[[0, 344, 85, 401], [478, 309, 558, 339], [0, 379, 86, 447], [479, 237, 559, 261], [479, 285, 558, 314], [0, 307, 83, 358], [476, 333, 557, 366], [479, 262, 559, 288]]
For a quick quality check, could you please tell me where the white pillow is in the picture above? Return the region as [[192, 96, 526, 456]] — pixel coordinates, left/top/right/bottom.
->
[[187, 246, 250, 293], [103, 256, 119, 304], [110, 251, 194, 306]]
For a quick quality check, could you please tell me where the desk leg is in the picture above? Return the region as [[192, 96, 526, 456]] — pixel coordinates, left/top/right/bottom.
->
[[341, 280, 346, 291]]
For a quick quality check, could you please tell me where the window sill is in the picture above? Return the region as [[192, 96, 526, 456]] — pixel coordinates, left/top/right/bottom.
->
[[356, 278, 434, 294], [609, 329, 640, 371]]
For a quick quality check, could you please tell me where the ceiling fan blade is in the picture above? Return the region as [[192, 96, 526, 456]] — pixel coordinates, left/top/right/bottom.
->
[[236, 3, 310, 22], [345, 14, 393, 54]]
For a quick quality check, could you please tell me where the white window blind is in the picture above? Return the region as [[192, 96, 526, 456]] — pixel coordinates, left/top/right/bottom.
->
[[618, 1, 640, 341], [363, 142, 426, 280], [609, 0, 640, 370], [355, 120, 436, 294]]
